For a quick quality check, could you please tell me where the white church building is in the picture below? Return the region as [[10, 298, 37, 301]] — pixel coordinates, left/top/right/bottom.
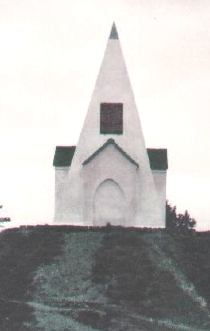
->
[[53, 23, 168, 228]]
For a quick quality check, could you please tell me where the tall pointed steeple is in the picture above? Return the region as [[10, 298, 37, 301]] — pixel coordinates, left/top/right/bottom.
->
[[54, 23, 165, 228], [109, 22, 119, 40], [72, 22, 144, 160]]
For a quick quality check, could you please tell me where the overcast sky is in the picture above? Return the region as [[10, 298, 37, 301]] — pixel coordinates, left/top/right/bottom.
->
[[0, 0, 210, 230]]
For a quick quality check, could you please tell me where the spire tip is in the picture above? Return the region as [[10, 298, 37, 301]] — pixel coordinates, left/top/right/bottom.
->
[[109, 22, 119, 40]]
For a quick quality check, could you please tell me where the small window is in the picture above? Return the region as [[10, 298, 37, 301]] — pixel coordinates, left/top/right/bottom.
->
[[100, 103, 123, 134]]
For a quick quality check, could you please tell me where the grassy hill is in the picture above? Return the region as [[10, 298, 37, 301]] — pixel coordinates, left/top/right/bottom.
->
[[0, 226, 210, 330]]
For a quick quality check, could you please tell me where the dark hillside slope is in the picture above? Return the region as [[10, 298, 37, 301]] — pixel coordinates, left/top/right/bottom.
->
[[0, 226, 210, 330]]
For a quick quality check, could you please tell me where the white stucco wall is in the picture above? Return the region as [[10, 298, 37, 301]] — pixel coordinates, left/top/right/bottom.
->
[[54, 146, 166, 228], [82, 143, 138, 226], [152, 170, 167, 225], [54, 167, 70, 222]]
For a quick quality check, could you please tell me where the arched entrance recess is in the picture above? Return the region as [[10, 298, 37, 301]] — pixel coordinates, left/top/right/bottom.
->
[[93, 179, 126, 226]]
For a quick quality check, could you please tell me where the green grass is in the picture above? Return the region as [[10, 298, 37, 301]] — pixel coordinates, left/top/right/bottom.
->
[[0, 226, 210, 330]]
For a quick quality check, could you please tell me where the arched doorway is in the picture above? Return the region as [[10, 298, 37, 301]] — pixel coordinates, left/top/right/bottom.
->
[[93, 179, 126, 226]]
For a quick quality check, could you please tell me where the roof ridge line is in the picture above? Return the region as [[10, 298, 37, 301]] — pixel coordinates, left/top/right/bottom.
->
[[82, 139, 139, 168]]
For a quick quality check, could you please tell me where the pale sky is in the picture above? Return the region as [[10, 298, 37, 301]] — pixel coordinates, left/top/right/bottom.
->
[[0, 0, 210, 230]]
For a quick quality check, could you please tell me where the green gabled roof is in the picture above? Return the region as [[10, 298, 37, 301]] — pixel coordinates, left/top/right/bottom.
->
[[147, 148, 168, 170], [53, 146, 76, 167], [53, 144, 168, 170]]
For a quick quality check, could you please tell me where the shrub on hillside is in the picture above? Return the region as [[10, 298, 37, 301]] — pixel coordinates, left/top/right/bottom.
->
[[166, 201, 196, 235]]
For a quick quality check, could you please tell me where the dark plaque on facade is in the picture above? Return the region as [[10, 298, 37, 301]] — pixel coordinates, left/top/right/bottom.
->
[[100, 103, 123, 134]]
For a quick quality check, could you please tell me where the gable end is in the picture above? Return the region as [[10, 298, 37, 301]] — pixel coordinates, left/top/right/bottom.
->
[[83, 139, 139, 168]]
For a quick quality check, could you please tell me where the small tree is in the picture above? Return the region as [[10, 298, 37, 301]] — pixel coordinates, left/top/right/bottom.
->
[[0, 205, 11, 224], [166, 201, 196, 235]]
